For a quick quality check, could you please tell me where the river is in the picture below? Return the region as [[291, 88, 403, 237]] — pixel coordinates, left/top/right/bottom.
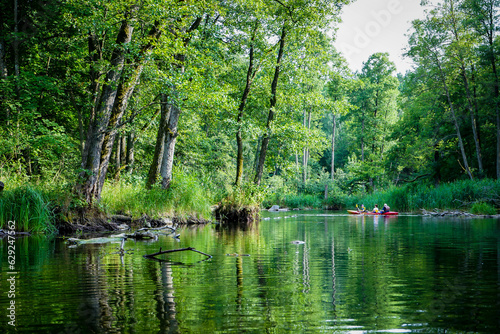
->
[[1, 211, 499, 333]]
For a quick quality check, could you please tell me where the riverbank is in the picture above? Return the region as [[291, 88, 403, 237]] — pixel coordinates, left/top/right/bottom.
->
[[1, 179, 499, 234]]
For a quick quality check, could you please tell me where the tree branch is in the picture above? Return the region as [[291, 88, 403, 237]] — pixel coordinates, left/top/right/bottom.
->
[[144, 247, 212, 259]]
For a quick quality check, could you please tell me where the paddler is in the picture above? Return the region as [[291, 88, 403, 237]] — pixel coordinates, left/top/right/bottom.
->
[[380, 203, 390, 214], [357, 204, 366, 213]]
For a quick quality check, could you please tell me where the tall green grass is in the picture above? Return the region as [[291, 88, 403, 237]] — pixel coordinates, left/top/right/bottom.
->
[[346, 179, 500, 213], [263, 194, 322, 209], [217, 183, 265, 209], [0, 185, 56, 233], [100, 171, 213, 221]]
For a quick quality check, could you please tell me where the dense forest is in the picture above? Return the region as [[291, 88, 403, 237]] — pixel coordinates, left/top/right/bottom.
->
[[1, 0, 499, 230]]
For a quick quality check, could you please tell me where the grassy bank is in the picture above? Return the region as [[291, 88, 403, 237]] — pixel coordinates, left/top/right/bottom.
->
[[100, 172, 213, 221], [0, 170, 214, 232], [1, 177, 498, 233], [344, 179, 500, 214], [0, 185, 57, 233], [262, 178, 500, 215]]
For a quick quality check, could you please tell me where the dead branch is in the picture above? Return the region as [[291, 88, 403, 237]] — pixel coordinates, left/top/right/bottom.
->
[[144, 247, 212, 260]]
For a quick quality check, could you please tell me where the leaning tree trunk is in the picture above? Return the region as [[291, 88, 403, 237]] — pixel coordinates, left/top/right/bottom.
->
[[77, 17, 135, 204], [460, 65, 484, 175], [254, 23, 287, 185], [448, 3, 484, 176], [94, 21, 162, 199], [436, 60, 473, 180]]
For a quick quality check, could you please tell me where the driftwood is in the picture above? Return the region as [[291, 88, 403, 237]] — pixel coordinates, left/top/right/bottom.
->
[[125, 230, 156, 240], [144, 247, 212, 260], [137, 225, 176, 233], [66, 225, 180, 247], [66, 235, 125, 245]]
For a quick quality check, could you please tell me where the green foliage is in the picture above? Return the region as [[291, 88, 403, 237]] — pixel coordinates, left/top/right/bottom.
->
[[347, 179, 500, 212], [1, 0, 500, 223], [0, 185, 56, 233], [282, 194, 322, 209], [217, 182, 265, 211], [470, 202, 497, 215], [100, 170, 213, 221]]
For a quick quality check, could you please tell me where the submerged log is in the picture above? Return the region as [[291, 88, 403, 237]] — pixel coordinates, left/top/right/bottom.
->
[[66, 235, 125, 245], [125, 230, 156, 240], [144, 247, 212, 260]]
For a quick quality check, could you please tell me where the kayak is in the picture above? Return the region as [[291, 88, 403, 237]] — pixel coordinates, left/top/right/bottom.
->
[[347, 210, 399, 216]]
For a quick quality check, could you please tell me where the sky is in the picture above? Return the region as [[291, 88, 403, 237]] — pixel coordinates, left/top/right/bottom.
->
[[334, 0, 433, 74]]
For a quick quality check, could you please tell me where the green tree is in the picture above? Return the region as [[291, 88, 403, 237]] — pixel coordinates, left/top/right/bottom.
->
[[407, 14, 474, 180]]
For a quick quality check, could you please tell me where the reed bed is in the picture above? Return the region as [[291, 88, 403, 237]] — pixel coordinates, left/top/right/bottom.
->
[[0, 185, 56, 233], [345, 179, 500, 213]]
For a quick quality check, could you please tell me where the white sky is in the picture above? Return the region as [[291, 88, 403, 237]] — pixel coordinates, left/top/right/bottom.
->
[[334, 0, 433, 74]]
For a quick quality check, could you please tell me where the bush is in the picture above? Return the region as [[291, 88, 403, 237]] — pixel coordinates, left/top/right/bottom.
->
[[214, 183, 264, 224], [470, 202, 497, 215]]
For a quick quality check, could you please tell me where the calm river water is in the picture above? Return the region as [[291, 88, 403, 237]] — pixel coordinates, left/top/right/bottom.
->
[[1, 211, 500, 333]]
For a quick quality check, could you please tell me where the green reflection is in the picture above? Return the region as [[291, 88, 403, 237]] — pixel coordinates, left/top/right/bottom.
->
[[1, 213, 499, 333]]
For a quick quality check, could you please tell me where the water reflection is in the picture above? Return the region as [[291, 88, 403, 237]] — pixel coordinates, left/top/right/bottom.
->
[[1, 214, 500, 333]]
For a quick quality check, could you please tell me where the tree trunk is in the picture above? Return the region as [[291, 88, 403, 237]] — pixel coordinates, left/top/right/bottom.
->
[[436, 60, 473, 179], [13, 0, 20, 158], [85, 20, 162, 201], [94, 21, 162, 199], [460, 65, 484, 175], [160, 100, 181, 189], [235, 23, 260, 186], [126, 131, 135, 173], [254, 24, 287, 185], [302, 110, 312, 183], [331, 113, 336, 180], [114, 134, 121, 180], [488, 32, 500, 179], [153, 17, 202, 190], [253, 137, 261, 175], [120, 134, 127, 168], [448, 1, 484, 175], [95, 60, 148, 199], [0, 41, 6, 78], [0, 40, 9, 126], [147, 93, 169, 189], [295, 152, 300, 178], [361, 111, 365, 161], [302, 111, 307, 184], [77, 17, 135, 204]]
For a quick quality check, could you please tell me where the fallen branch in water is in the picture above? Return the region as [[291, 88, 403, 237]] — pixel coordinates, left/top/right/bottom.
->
[[143, 247, 212, 260]]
